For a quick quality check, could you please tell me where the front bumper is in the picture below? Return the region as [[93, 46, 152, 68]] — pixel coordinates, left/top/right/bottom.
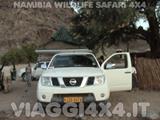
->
[[37, 83, 110, 103]]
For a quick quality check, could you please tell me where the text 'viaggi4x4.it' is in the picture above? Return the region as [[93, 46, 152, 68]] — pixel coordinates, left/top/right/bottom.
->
[[37, 49, 132, 106]]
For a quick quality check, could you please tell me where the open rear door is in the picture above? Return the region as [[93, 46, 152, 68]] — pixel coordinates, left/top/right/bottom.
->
[[101, 52, 132, 92]]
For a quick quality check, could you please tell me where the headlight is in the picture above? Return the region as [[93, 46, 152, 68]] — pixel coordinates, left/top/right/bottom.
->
[[94, 75, 105, 85], [41, 77, 52, 87]]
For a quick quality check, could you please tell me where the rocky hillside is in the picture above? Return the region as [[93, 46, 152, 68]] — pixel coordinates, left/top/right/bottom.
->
[[0, 0, 74, 55]]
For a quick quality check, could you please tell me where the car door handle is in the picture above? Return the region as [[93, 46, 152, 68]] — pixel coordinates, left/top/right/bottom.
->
[[125, 71, 131, 74]]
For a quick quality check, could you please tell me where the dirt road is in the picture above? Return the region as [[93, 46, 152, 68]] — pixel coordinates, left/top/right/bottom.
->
[[0, 78, 160, 120]]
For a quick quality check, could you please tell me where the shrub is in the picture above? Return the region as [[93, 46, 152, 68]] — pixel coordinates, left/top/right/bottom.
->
[[0, 44, 38, 65]]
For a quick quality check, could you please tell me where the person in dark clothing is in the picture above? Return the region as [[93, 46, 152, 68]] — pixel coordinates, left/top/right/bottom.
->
[[10, 64, 16, 81], [132, 55, 138, 89], [0, 64, 5, 90], [98, 55, 105, 65], [25, 63, 32, 92]]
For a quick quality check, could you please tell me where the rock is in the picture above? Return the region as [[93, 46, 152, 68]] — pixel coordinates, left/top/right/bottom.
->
[[0, 0, 73, 55]]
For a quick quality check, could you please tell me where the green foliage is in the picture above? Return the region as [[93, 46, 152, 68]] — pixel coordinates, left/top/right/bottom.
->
[[1, 45, 38, 65], [71, 0, 136, 49], [21, 45, 38, 63], [53, 26, 73, 42], [52, 26, 80, 44], [71, 0, 160, 52]]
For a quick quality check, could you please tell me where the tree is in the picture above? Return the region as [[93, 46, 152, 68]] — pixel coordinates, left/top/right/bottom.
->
[[52, 26, 73, 42], [71, 0, 160, 53], [0, 44, 38, 65], [21, 44, 38, 63], [144, 0, 160, 52], [52, 26, 80, 45]]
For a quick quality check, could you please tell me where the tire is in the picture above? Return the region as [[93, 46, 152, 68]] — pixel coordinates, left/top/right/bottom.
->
[[39, 102, 49, 113], [83, 101, 107, 116], [21, 73, 26, 81], [96, 100, 107, 114], [32, 77, 38, 81]]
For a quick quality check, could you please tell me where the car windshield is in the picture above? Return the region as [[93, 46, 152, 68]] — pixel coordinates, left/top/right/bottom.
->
[[49, 54, 99, 68]]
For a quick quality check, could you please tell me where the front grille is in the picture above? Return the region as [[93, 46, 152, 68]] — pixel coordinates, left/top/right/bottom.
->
[[63, 77, 83, 87], [87, 77, 95, 85], [51, 77, 60, 86]]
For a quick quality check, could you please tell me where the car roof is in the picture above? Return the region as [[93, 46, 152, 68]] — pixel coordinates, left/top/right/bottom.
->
[[54, 52, 94, 56], [35, 49, 92, 54]]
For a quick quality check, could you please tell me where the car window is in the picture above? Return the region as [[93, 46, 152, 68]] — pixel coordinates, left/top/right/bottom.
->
[[49, 54, 98, 68], [37, 63, 43, 68], [105, 54, 128, 69], [36, 62, 49, 68]]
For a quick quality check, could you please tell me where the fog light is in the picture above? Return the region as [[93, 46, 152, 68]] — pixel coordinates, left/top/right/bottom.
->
[[101, 93, 105, 97], [42, 95, 46, 99]]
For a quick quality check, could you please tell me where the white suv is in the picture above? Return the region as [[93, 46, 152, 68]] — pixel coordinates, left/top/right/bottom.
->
[[17, 61, 49, 80], [37, 51, 132, 104]]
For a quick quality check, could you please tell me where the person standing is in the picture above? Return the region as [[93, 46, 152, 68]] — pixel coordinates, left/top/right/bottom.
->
[[10, 64, 17, 81], [132, 55, 138, 89], [25, 63, 32, 92], [98, 55, 105, 65], [3, 66, 12, 93], [3, 76, 11, 93], [0, 64, 4, 91]]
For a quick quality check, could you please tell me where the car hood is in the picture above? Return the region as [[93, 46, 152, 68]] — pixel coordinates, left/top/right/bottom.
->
[[42, 67, 103, 77]]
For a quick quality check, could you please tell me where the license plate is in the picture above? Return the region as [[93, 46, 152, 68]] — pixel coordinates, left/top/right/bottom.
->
[[64, 97, 83, 103]]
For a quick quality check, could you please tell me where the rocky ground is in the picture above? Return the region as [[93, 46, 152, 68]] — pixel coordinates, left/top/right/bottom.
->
[[0, 74, 160, 120]]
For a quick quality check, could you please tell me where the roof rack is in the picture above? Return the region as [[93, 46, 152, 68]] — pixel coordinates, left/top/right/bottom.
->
[[35, 49, 93, 54]]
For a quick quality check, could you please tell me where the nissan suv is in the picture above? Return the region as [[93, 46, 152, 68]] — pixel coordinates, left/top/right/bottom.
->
[[37, 51, 132, 104]]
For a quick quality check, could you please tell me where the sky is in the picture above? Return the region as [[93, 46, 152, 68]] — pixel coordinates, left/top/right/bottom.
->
[[135, 18, 150, 30], [70, 1, 150, 31]]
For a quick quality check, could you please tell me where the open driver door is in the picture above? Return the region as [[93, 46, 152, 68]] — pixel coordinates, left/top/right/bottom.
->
[[101, 52, 132, 92]]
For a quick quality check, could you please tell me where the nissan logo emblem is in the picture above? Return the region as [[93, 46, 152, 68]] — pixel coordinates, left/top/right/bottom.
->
[[69, 79, 77, 86]]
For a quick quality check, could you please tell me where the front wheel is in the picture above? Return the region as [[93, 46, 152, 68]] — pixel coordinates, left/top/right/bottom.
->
[[96, 100, 108, 115]]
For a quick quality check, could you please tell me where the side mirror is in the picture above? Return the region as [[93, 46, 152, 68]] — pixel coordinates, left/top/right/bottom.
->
[[41, 64, 47, 69], [106, 63, 116, 69]]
